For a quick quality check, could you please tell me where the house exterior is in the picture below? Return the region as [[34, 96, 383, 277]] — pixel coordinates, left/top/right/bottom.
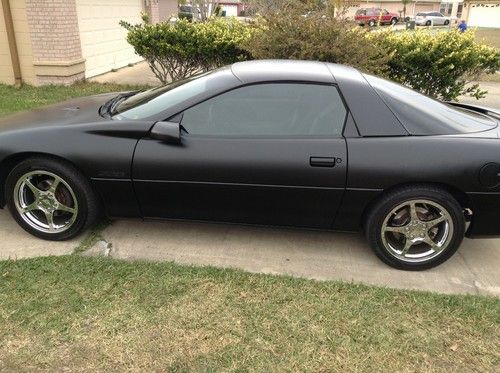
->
[[345, 0, 442, 18], [463, 1, 500, 27], [0, 0, 175, 86], [219, 0, 248, 16], [348, 0, 500, 27]]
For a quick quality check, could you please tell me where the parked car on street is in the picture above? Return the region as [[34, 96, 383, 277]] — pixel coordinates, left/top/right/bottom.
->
[[355, 8, 399, 26], [415, 12, 451, 26], [1, 60, 499, 270]]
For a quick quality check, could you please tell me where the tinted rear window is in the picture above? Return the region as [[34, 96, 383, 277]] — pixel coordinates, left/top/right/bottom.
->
[[364, 74, 497, 135]]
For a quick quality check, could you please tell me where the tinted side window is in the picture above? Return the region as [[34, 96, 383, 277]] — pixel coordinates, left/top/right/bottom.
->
[[181, 83, 347, 137]]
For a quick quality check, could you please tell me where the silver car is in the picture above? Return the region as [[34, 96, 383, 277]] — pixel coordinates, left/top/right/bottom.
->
[[415, 12, 451, 26]]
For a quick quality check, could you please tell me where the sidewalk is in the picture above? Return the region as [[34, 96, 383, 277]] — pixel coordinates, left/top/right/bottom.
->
[[89, 61, 160, 86]]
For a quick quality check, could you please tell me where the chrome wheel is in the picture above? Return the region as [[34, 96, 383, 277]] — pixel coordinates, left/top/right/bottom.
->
[[13, 171, 78, 234], [381, 199, 454, 263]]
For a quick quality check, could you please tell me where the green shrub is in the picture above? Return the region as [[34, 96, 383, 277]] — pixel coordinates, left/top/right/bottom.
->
[[120, 16, 253, 83], [242, 13, 390, 75], [370, 29, 500, 100]]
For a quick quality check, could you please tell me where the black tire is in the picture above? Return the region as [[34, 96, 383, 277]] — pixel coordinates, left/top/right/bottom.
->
[[444, 20, 450, 25], [368, 19, 376, 27], [390, 17, 398, 25], [5, 157, 101, 241], [425, 20, 431, 26], [365, 185, 465, 270]]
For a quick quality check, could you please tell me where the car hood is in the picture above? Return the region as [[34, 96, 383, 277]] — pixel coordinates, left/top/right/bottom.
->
[[0, 92, 120, 133]]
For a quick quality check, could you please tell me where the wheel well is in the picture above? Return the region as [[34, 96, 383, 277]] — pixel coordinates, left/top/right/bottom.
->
[[361, 182, 473, 229], [0, 152, 89, 208]]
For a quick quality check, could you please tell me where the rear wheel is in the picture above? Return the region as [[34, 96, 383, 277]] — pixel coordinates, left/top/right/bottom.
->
[[425, 20, 431, 26], [5, 157, 100, 240], [365, 186, 465, 270], [368, 19, 376, 27]]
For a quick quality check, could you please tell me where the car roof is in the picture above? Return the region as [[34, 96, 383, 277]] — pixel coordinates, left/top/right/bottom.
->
[[231, 60, 336, 84]]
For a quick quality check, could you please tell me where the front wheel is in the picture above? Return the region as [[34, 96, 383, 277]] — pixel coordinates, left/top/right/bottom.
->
[[368, 19, 376, 27], [365, 186, 465, 270], [5, 157, 100, 240], [425, 20, 431, 26], [390, 17, 398, 25], [444, 20, 450, 25]]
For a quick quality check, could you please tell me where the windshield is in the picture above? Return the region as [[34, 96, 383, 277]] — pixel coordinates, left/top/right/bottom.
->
[[112, 71, 214, 120], [364, 74, 497, 135]]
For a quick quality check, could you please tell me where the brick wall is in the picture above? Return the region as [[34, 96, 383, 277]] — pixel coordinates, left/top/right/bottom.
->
[[26, 0, 82, 62], [26, 0, 84, 85], [144, 0, 160, 24]]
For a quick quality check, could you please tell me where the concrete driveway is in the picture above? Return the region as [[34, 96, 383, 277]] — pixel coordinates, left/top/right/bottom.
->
[[0, 209, 77, 259], [100, 219, 499, 297], [1, 203, 499, 297]]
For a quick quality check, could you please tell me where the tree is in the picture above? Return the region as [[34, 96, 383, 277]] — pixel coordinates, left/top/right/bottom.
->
[[242, 10, 390, 75], [401, 0, 412, 19], [186, 0, 220, 21]]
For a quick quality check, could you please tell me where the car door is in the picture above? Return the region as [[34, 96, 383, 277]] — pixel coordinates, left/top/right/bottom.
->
[[133, 82, 348, 228], [433, 12, 443, 24], [382, 9, 391, 22]]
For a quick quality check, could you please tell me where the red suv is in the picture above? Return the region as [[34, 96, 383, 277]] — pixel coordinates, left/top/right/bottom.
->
[[355, 8, 399, 26]]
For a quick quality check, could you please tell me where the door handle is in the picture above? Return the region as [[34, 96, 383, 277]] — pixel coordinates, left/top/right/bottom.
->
[[310, 156, 339, 168]]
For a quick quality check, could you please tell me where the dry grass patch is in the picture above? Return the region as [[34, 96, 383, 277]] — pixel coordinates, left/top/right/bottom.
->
[[0, 82, 149, 118]]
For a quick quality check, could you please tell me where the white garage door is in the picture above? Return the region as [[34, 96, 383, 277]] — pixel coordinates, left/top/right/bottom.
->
[[76, 0, 144, 78], [222, 5, 238, 17], [467, 3, 500, 28]]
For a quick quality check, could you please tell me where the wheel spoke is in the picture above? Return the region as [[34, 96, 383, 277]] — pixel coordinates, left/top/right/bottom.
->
[[409, 202, 419, 221], [20, 202, 39, 213], [384, 225, 407, 234], [45, 211, 55, 232], [57, 203, 76, 215], [401, 238, 414, 256], [48, 177, 61, 193], [426, 215, 446, 228], [423, 235, 436, 247], [25, 179, 42, 197]]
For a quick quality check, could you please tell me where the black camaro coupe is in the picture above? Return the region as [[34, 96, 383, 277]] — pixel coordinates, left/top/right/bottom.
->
[[1, 60, 499, 270]]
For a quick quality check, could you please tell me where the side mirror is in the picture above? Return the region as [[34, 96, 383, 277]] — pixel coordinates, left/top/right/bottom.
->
[[151, 121, 181, 144]]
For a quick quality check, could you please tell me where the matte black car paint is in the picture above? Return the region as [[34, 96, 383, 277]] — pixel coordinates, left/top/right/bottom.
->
[[0, 60, 499, 238]]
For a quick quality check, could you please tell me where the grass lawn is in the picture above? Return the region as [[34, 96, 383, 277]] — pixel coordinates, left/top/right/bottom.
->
[[0, 82, 149, 117], [474, 28, 500, 50], [0, 256, 499, 371]]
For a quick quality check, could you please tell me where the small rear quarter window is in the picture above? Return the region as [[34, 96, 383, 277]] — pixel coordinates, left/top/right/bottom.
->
[[364, 74, 497, 135]]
